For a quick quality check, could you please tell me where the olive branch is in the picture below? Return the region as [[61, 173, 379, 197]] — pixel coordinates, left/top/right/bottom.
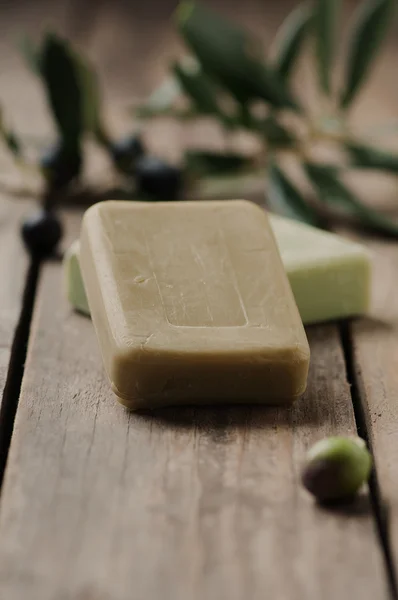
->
[[1, 0, 398, 236]]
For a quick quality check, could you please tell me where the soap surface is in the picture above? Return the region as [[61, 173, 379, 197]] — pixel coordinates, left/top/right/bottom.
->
[[271, 216, 371, 324], [80, 200, 310, 409], [64, 240, 90, 315], [67, 213, 371, 325]]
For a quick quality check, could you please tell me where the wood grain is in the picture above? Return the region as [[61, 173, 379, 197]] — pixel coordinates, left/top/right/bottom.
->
[[349, 241, 398, 569], [0, 194, 28, 407], [0, 211, 388, 600]]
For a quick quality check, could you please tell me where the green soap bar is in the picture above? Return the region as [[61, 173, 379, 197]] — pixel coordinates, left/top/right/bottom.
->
[[271, 215, 371, 324], [64, 215, 371, 325], [64, 240, 90, 316]]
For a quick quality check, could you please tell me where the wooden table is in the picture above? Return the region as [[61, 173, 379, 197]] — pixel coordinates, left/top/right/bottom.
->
[[0, 1, 398, 598]]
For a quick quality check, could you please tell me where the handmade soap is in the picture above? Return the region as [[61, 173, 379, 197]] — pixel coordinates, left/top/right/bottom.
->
[[271, 216, 371, 324], [64, 240, 90, 315], [80, 200, 310, 409], [67, 214, 371, 325]]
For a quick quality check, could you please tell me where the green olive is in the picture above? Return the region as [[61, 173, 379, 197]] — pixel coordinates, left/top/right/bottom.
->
[[301, 436, 372, 503]]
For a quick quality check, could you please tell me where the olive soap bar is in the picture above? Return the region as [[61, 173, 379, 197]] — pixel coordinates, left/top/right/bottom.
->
[[271, 215, 371, 324], [64, 240, 89, 316], [66, 213, 371, 325], [79, 200, 310, 409]]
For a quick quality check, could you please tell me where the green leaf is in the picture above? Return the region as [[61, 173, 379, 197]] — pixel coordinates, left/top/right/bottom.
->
[[0, 107, 22, 157], [315, 0, 340, 94], [172, 60, 221, 116], [272, 3, 313, 79], [135, 77, 181, 118], [340, 0, 395, 109], [234, 107, 296, 145], [194, 168, 264, 198], [40, 33, 84, 149], [185, 150, 253, 176], [305, 162, 398, 236], [19, 36, 41, 73], [268, 160, 320, 226], [262, 115, 296, 146], [176, 1, 300, 111], [73, 53, 105, 141], [4, 131, 22, 157], [344, 141, 398, 173]]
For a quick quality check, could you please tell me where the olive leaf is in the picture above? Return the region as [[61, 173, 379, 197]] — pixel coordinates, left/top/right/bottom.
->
[[172, 60, 221, 117], [272, 3, 313, 79], [305, 162, 398, 236], [176, 1, 300, 111], [262, 115, 296, 146], [73, 53, 105, 142], [340, 0, 395, 109], [19, 36, 41, 74], [135, 77, 181, 118], [40, 33, 84, 149], [315, 0, 340, 95], [0, 106, 22, 157], [230, 108, 296, 144], [194, 168, 263, 198], [344, 140, 398, 173], [268, 160, 320, 226], [3, 130, 21, 157], [185, 150, 253, 176]]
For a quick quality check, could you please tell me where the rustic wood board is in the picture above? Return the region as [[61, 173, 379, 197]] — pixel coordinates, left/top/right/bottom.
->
[[349, 240, 398, 570], [0, 211, 388, 600], [0, 195, 28, 407]]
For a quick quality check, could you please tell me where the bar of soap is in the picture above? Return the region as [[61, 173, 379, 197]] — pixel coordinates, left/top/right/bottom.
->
[[271, 215, 371, 324], [64, 241, 90, 316], [80, 200, 310, 409], [66, 213, 371, 325]]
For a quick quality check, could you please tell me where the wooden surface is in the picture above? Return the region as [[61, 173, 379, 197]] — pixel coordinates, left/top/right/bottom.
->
[[0, 1, 397, 599], [0, 195, 30, 483], [0, 198, 27, 406], [0, 213, 388, 600]]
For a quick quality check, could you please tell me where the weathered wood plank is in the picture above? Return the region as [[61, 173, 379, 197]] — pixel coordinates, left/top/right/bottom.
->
[[0, 192, 30, 485], [349, 241, 398, 568], [0, 211, 388, 600], [0, 194, 28, 405]]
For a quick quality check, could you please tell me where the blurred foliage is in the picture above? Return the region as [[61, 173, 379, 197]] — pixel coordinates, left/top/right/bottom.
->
[[0, 0, 398, 236]]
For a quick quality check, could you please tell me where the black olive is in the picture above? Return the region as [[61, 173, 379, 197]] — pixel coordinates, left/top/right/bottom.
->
[[40, 142, 82, 191], [110, 134, 146, 174], [135, 156, 183, 200], [21, 210, 63, 257]]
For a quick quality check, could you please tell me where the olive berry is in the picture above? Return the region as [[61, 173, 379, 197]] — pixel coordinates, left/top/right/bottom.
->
[[111, 134, 145, 174], [135, 155, 182, 200], [301, 436, 372, 503], [40, 142, 82, 191], [21, 210, 63, 257]]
